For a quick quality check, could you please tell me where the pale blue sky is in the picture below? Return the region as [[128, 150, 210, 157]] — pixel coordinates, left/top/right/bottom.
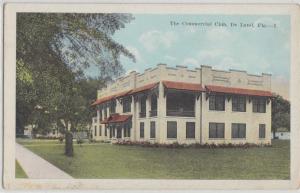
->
[[87, 14, 290, 98], [115, 14, 289, 76]]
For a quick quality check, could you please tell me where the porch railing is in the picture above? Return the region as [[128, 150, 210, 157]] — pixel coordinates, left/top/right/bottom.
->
[[166, 110, 195, 117], [139, 112, 146, 118], [149, 110, 157, 117]]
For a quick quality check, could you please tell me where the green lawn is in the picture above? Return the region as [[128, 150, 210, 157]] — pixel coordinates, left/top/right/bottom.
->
[[17, 139, 290, 179], [15, 160, 28, 178]]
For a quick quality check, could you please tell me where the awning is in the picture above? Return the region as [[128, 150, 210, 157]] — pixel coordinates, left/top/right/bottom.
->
[[101, 114, 132, 124], [162, 81, 204, 92], [205, 85, 272, 97], [130, 82, 159, 95]]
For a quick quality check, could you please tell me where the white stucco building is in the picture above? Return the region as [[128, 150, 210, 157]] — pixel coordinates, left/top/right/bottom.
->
[[91, 64, 272, 144]]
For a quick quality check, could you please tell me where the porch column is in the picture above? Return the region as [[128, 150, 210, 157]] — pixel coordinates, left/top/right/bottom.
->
[[158, 82, 166, 143], [146, 95, 151, 118], [96, 108, 100, 138]]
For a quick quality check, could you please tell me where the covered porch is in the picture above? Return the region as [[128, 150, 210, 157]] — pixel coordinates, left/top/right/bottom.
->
[[101, 113, 132, 141]]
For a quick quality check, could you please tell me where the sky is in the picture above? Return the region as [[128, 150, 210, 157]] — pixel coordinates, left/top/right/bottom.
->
[[89, 14, 290, 99]]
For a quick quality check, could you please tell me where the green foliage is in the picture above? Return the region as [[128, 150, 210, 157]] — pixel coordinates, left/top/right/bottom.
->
[[271, 94, 290, 133], [16, 13, 135, 134]]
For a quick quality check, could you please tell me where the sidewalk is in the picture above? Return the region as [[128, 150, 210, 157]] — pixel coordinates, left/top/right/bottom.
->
[[16, 143, 73, 179]]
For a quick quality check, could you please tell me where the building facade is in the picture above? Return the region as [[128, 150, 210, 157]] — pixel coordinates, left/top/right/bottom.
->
[[91, 64, 272, 144]]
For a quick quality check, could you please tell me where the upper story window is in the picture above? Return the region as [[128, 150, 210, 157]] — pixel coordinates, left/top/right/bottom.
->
[[253, 97, 266, 113], [166, 92, 195, 117], [123, 97, 131, 113], [99, 109, 103, 121], [232, 95, 246, 112], [109, 100, 116, 114], [209, 94, 225, 111], [150, 95, 157, 117], [139, 96, 146, 118], [104, 107, 107, 119]]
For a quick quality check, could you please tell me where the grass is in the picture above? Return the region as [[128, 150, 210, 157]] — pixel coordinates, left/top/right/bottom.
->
[[15, 160, 28, 178], [17, 139, 290, 179]]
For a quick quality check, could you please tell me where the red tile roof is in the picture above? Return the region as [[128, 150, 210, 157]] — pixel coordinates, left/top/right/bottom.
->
[[130, 82, 159, 95], [101, 114, 132, 124], [205, 85, 272, 97], [162, 81, 204, 92], [91, 82, 159, 106]]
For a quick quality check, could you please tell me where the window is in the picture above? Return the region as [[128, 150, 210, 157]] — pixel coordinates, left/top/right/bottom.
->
[[124, 122, 131, 138], [167, 121, 177, 139], [94, 126, 97, 136], [140, 97, 146, 118], [209, 123, 225, 138], [104, 108, 107, 119], [232, 96, 246, 112], [231, 123, 246, 138], [253, 97, 266, 113], [140, 122, 144, 138], [109, 100, 116, 114], [209, 94, 225, 111], [186, 122, 195, 139], [150, 95, 158, 117], [100, 110, 103, 121], [150, 121, 156, 138], [109, 127, 112, 138], [166, 92, 195, 117], [105, 127, 107, 136], [123, 97, 131, 113], [99, 126, 102, 136], [259, 124, 266, 138]]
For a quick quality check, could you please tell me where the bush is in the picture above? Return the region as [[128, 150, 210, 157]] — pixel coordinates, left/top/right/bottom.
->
[[114, 140, 271, 149]]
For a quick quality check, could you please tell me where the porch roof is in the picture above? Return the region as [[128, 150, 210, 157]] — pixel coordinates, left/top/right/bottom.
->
[[205, 85, 273, 97], [162, 81, 205, 92], [101, 114, 132, 124], [91, 82, 159, 106], [91, 90, 132, 106], [129, 82, 159, 95]]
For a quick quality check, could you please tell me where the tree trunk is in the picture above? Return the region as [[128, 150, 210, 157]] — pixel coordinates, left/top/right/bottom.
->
[[65, 131, 73, 157]]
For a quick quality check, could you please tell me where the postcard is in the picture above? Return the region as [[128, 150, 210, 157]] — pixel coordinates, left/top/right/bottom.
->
[[3, 3, 300, 190]]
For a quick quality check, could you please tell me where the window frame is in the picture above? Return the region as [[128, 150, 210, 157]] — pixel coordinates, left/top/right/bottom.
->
[[186, 122, 195, 139], [259, 124, 266, 139], [167, 121, 177, 139], [209, 122, 225, 139], [232, 95, 246, 112], [140, 122, 144, 138], [231, 123, 246, 139], [209, 94, 225, 111], [123, 97, 132, 113], [150, 121, 156, 139], [252, 97, 266, 113]]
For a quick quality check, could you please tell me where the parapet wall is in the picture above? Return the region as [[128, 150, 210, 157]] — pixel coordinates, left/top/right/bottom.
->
[[97, 64, 271, 99]]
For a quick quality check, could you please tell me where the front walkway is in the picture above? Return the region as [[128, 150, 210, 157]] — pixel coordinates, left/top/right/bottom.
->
[[16, 143, 73, 179]]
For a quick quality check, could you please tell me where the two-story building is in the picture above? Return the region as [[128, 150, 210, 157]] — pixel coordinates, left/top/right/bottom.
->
[[91, 64, 272, 144]]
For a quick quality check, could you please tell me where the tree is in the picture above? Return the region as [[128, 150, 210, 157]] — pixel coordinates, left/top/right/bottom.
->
[[16, 13, 135, 134], [271, 94, 290, 138]]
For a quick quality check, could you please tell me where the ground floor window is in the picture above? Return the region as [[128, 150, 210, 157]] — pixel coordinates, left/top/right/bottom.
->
[[105, 127, 107, 136], [94, 126, 97, 136], [167, 121, 177, 139], [124, 123, 131, 138], [150, 121, 156, 138], [232, 123, 246, 138], [186, 122, 195, 139], [140, 122, 144, 138], [99, 126, 102, 136], [209, 123, 225, 138], [259, 124, 266, 138]]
